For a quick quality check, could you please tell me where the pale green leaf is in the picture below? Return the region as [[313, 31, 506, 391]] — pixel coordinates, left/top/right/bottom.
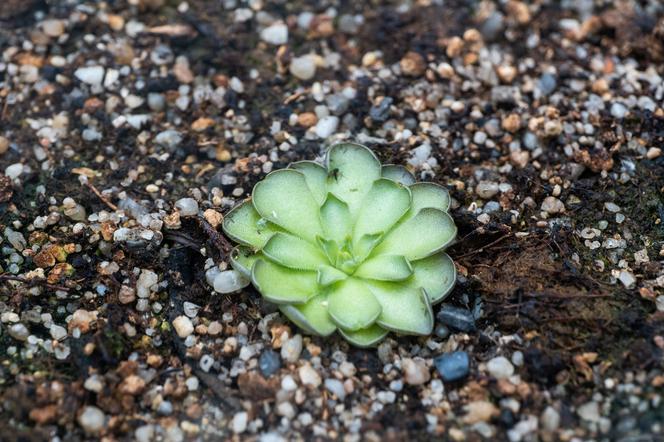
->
[[319, 193, 351, 242], [354, 255, 413, 281], [325, 143, 381, 218], [353, 232, 384, 262], [230, 246, 262, 278], [371, 208, 456, 260], [407, 182, 451, 215], [289, 161, 327, 205], [317, 265, 348, 286], [407, 252, 456, 304], [327, 278, 381, 331], [382, 164, 416, 185], [262, 232, 329, 270], [252, 169, 323, 242], [280, 294, 336, 336], [222, 201, 281, 248], [338, 324, 389, 348], [353, 178, 411, 243], [365, 281, 433, 335], [251, 259, 318, 304]]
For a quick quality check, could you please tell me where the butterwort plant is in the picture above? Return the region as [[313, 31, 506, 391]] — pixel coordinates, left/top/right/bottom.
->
[[222, 143, 457, 347]]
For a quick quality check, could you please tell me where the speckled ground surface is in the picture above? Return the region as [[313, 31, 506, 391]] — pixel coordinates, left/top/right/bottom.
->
[[1, 1, 663, 441]]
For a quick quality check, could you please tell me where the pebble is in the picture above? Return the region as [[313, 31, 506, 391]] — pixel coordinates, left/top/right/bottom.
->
[[541, 406, 561, 432], [618, 270, 636, 289], [135, 425, 155, 442], [0, 136, 9, 155], [5, 163, 24, 180], [172, 315, 194, 338], [232, 411, 248, 433], [84, 375, 104, 393], [541, 196, 565, 214], [281, 334, 303, 363], [434, 351, 470, 382], [314, 116, 339, 138], [324, 378, 346, 400], [436, 305, 476, 332], [604, 202, 621, 213], [289, 55, 316, 80], [369, 97, 393, 122], [137, 269, 158, 298], [538, 73, 557, 95], [260, 22, 288, 45], [402, 358, 430, 385], [434, 324, 450, 339], [155, 130, 183, 151], [49, 324, 67, 341], [577, 401, 601, 422], [213, 270, 250, 293], [74, 66, 105, 86], [463, 401, 498, 424], [8, 323, 29, 341], [298, 364, 322, 387], [476, 181, 499, 199], [42, 19, 66, 37], [259, 349, 281, 377], [486, 356, 514, 379], [175, 198, 199, 216], [78, 406, 105, 433], [610, 102, 628, 119]]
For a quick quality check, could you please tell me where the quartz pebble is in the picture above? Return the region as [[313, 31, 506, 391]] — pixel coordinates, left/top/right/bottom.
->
[[290, 55, 316, 80], [78, 406, 105, 433], [486, 356, 514, 379], [298, 364, 322, 387], [74, 66, 105, 86], [402, 358, 430, 385], [260, 22, 288, 45], [173, 315, 194, 338], [281, 334, 303, 362], [175, 198, 199, 216], [213, 270, 250, 293]]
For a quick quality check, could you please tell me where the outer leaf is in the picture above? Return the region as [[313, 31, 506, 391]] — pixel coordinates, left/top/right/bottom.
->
[[252, 259, 318, 304], [365, 281, 434, 335], [317, 265, 348, 286], [262, 232, 329, 270], [352, 178, 411, 243], [252, 169, 323, 242], [280, 294, 336, 336], [407, 182, 451, 215], [382, 164, 416, 185], [327, 278, 381, 331], [319, 194, 351, 242], [354, 255, 413, 281], [230, 246, 262, 278], [408, 252, 456, 304], [371, 208, 456, 260], [290, 161, 327, 205], [222, 201, 280, 248], [325, 143, 381, 218], [338, 324, 389, 348]]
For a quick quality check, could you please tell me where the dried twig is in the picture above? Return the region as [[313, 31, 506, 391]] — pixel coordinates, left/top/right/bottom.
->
[[85, 182, 118, 211], [0, 274, 70, 291]]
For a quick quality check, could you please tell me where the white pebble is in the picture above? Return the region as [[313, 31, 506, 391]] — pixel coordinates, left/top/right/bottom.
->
[[213, 270, 250, 293], [314, 116, 339, 138], [74, 66, 105, 86], [78, 406, 105, 433], [172, 315, 194, 338], [232, 411, 248, 433], [175, 198, 199, 216], [260, 22, 288, 45], [486, 356, 514, 379], [289, 55, 317, 80]]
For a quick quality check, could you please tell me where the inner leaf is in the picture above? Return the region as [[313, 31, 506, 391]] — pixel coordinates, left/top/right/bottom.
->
[[354, 254, 413, 281], [319, 193, 352, 242], [352, 178, 411, 244]]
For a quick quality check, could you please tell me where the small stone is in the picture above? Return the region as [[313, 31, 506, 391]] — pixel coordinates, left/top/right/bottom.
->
[[618, 270, 636, 289], [541, 196, 565, 214], [8, 323, 29, 341], [155, 130, 183, 151], [577, 401, 600, 422], [604, 202, 621, 213], [281, 334, 303, 363], [314, 116, 339, 138], [84, 375, 104, 393], [434, 324, 450, 339], [400, 51, 426, 77], [502, 114, 521, 133], [463, 401, 499, 424], [213, 270, 250, 293], [135, 425, 155, 442], [298, 364, 322, 387], [402, 357, 430, 385], [5, 163, 23, 180], [369, 97, 393, 123], [259, 349, 281, 377], [173, 315, 194, 338], [42, 19, 66, 37], [437, 305, 476, 332], [74, 66, 105, 86], [486, 356, 514, 379], [175, 198, 199, 216], [49, 324, 67, 341], [541, 406, 560, 432], [289, 55, 316, 80], [260, 22, 288, 45], [476, 181, 499, 199], [434, 351, 470, 382], [0, 136, 9, 155], [297, 112, 318, 127], [78, 406, 105, 434], [646, 147, 661, 159], [137, 269, 158, 298], [324, 378, 346, 400], [538, 73, 557, 96], [610, 102, 628, 119], [232, 411, 248, 433]]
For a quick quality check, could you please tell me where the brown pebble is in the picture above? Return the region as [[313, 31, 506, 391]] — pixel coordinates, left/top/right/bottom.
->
[[297, 112, 318, 128], [400, 51, 426, 77]]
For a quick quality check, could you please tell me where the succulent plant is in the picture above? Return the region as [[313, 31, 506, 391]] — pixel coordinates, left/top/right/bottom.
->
[[222, 143, 457, 347]]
